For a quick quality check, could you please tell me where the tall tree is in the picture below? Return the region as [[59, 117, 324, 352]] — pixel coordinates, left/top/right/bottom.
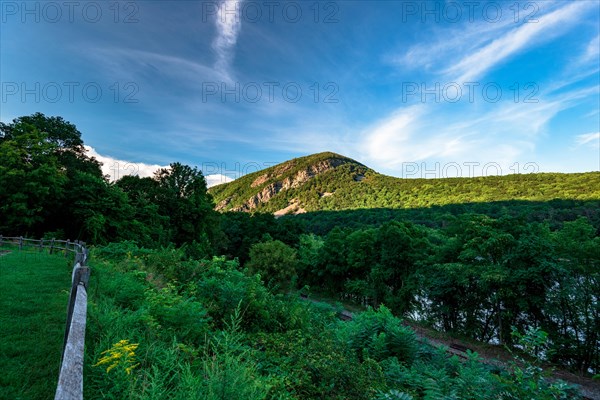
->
[[154, 162, 217, 246], [1, 112, 102, 178], [246, 239, 298, 290], [0, 123, 66, 235], [0, 113, 106, 238]]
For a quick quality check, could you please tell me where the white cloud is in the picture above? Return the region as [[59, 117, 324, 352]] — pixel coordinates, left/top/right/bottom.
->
[[85, 146, 233, 187], [390, 16, 514, 72], [581, 35, 600, 64], [206, 174, 234, 187], [355, 81, 599, 177], [85, 146, 167, 181], [212, 0, 245, 81], [89, 47, 230, 90], [360, 105, 423, 166], [357, 104, 529, 175], [445, 2, 591, 82], [391, 2, 594, 83], [576, 132, 600, 148]]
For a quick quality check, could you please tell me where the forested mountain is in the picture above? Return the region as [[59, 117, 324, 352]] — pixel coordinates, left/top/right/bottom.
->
[[210, 152, 600, 214]]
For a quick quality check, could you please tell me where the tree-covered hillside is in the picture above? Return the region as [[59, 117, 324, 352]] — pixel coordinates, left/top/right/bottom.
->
[[210, 152, 600, 213]]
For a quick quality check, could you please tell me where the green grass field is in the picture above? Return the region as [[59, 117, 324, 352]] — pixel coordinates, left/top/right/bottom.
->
[[0, 247, 73, 400]]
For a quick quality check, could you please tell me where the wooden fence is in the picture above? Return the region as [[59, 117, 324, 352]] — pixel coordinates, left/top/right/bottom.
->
[[0, 235, 89, 400]]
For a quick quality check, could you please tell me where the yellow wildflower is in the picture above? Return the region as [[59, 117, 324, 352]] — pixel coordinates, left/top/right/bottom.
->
[[93, 339, 139, 374]]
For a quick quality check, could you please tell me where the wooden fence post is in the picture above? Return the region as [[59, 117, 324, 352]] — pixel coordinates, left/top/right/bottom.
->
[[50, 238, 55, 255], [19, 236, 23, 250], [62, 264, 90, 357], [39, 239, 44, 252], [73, 241, 78, 264], [55, 284, 87, 400], [0, 235, 3, 247], [65, 240, 70, 257]]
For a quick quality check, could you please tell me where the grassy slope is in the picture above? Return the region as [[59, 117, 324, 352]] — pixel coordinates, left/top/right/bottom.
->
[[0, 248, 72, 400]]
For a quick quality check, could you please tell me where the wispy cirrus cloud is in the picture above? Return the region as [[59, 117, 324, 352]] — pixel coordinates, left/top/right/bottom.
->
[[391, 1, 594, 83], [88, 47, 230, 90], [445, 1, 592, 82], [576, 132, 600, 148], [355, 81, 598, 176], [363, 1, 599, 176], [212, 0, 245, 81], [581, 34, 600, 64]]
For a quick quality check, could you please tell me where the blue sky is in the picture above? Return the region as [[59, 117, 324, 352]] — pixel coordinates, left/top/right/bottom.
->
[[1, 0, 599, 184]]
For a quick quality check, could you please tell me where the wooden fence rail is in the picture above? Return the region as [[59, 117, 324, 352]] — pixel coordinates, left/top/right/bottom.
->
[[0, 235, 89, 400]]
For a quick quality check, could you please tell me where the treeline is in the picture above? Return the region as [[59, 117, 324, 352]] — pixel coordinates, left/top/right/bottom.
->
[[289, 200, 600, 235], [0, 113, 217, 249], [283, 216, 599, 374]]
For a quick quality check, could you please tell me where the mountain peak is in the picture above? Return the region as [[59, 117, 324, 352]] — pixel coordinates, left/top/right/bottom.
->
[[209, 152, 370, 213]]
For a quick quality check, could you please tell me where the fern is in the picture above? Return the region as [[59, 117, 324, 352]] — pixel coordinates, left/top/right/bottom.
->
[[373, 389, 414, 400]]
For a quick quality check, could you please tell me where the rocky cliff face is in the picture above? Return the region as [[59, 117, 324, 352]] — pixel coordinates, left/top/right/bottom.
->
[[216, 157, 350, 212]]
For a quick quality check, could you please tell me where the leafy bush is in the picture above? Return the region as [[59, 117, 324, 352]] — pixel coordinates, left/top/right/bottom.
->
[[340, 305, 417, 364], [142, 282, 211, 343]]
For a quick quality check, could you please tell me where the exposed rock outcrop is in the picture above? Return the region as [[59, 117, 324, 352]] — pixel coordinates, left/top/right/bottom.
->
[[273, 199, 306, 218], [233, 158, 349, 211]]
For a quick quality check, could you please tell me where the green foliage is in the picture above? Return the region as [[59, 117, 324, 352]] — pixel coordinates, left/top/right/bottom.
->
[[210, 152, 600, 214], [374, 390, 414, 400], [153, 162, 218, 247], [95, 241, 150, 262], [496, 327, 583, 399], [142, 283, 211, 343], [84, 245, 593, 399], [198, 307, 271, 400], [209, 152, 367, 212], [341, 305, 417, 364], [1, 113, 221, 247], [253, 328, 385, 399], [246, 239, 298, 290], [297, 233, 324, 284], [3, 114, 600, 396], [0, 122, 67, 234]]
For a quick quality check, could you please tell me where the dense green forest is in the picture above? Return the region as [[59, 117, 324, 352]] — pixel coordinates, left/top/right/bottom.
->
[[1, 113, 599, 398], [209, 152, 600, 213]]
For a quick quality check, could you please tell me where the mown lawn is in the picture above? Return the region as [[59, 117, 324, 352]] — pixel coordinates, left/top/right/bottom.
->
[[0, 248, 73, 400]]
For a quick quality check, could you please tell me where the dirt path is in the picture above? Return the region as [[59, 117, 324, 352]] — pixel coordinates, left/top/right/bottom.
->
[[404, 321, 600, 400], [301, 295, 600, 399]]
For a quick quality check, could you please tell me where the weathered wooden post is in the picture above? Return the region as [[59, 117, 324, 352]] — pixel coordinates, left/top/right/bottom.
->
[[62, 263, 90, 358], [73, 241, 78, 264], [65, 240, 70, 257], [50, 238, 55, 254], [39, 239, 44, 252], [80, 242, 87, 265], [55, 282, 88, 400], [19, 236, 23, 250]]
